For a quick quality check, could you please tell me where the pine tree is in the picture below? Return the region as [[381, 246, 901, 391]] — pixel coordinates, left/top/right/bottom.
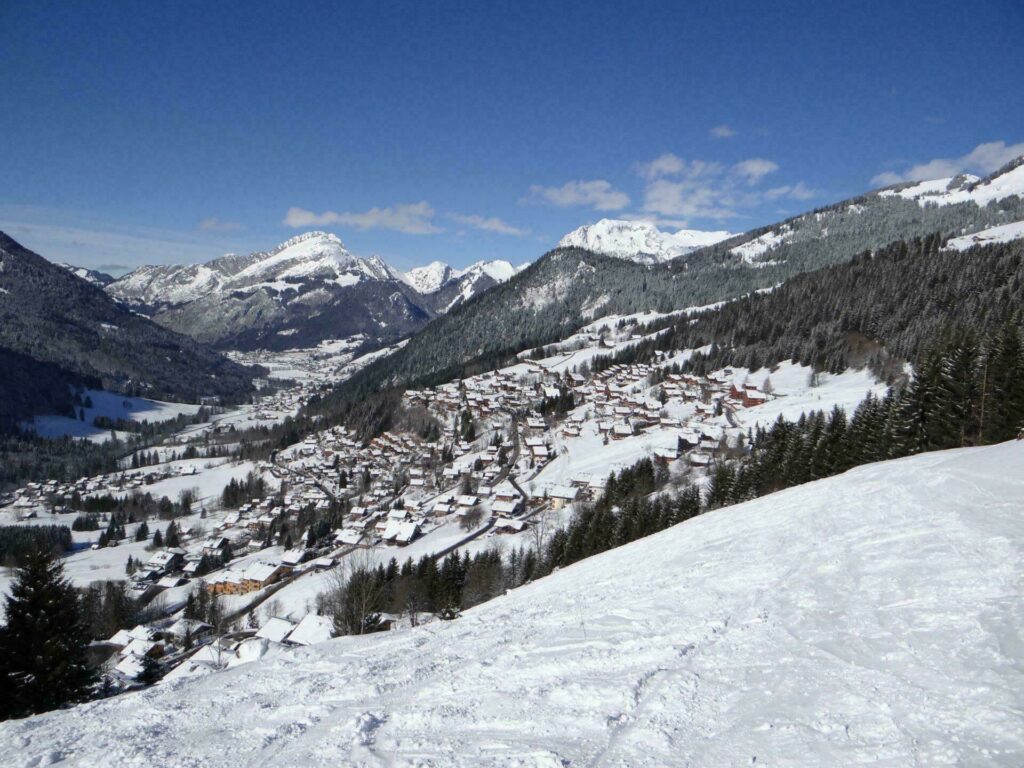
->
[[0, 547, 95, 720]]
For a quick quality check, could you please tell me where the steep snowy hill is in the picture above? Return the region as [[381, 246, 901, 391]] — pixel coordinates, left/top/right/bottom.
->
[[106, 233, 522, 350], [5, 441, 1021, 765], [559, 218, 734, 263], [680, 155, 1024, 270]]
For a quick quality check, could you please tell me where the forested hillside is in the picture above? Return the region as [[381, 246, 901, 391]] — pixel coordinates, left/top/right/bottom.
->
[[0, 233, 256, 430], [601, 234, 1024, 379]]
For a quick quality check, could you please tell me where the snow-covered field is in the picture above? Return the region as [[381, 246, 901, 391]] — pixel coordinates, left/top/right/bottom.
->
[[4, 440, 1021, 766], [723, 361, 887, 429], [23, 389, 201, 443], [946, 220, 1024, 251]]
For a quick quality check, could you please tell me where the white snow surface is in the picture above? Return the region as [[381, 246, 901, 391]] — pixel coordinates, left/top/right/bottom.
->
[[559, 218, 734, 263], [879, 159, 1024, 208], [945, 220, 1024, 251], [4, 441, 1023, 765], [400, 258, 520, 294], [728, 226, 792, 263]]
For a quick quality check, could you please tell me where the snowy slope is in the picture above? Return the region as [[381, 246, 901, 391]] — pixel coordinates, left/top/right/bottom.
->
[[946, 220, 1024, 251], [402, 260, 453, 293], [4, 441, 1022, 766], [559, 218, 734, 264], [879, 157, 1024, 208]]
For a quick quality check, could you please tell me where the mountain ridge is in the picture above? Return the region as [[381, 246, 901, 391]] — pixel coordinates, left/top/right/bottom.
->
[[558, 218, 735, 263], [105, 232, 523, 350]]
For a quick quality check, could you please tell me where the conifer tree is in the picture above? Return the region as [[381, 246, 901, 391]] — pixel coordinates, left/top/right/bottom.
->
[[0, 547, 95, 720]]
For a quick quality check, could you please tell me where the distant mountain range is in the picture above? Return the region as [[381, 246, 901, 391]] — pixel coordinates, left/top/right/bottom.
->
[[98, 232, 526, 351], [558, 218, 734, 264], [0, 233, 256, 430]]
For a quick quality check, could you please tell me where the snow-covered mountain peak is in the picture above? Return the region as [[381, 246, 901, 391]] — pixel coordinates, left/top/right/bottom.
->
[[400, 259, 520, 296], [233, 231, 361, 283], [403, 261, 454, 293], [558, 218, 734, 264]]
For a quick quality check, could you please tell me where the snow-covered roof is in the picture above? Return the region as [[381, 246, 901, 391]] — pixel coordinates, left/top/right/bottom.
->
[[286, 614, 335, 646], [256, 617, 297, 644]]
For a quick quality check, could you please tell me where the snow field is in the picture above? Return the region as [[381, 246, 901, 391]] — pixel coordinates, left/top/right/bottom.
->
[[3, 441, 1021, 765]]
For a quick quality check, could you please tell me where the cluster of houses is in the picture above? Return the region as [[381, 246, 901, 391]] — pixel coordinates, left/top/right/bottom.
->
[[2, 461, 204, 520]]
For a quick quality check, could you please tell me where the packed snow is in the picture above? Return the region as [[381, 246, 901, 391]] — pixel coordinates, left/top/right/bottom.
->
[[3, 441, 1021, 765]]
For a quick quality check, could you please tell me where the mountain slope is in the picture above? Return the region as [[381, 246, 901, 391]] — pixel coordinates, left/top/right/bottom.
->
[[56, 263, 114, 287], [4, 441, 1021, 765], [558, 218, 734, 263], [0, 232, 255, 429], [674, 155, 1024, 272], [330, 155, 1024, 403], [107, 233, 522, 350]]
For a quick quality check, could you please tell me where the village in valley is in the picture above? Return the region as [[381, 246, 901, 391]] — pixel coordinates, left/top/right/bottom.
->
[[0, 310, 879, 693]]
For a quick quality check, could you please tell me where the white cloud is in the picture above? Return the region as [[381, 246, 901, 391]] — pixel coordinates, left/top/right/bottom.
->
[[733, 158, 780, 185], [870, 140, 1024, 186], [763, 181, 817, 201], [198, 216, 242, 232], [635, 154, 724, 183], [447, 213, 528, 236], [710, 124, 737, 139], [283, 202, 441, 234], [524, 180, 630, 211], [634, 155, 791, 221]]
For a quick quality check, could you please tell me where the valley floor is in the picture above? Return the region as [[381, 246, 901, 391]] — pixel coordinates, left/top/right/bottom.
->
[[3, 441, 1022, 766]]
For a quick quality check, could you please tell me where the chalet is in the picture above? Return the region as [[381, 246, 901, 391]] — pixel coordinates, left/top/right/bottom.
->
[[145, 549, 185, 574], [689, 452, 712, 467], [280, 548, 309, 568], [492, 498, 520, 516], [612, 423, 633, 440], [207, 561, 290, 595], [493, 518, 527, 534], [166, 618, 212, 643], [202, 537, 231, 558], [334, 529, 365, 547], [395, 521, 421, 545], [548, 485, 579, 510]]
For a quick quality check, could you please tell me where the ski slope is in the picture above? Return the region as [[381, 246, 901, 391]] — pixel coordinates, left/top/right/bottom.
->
[[3, 441, 1023, 766]]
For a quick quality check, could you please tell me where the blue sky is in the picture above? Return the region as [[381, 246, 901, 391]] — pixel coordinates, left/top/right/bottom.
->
[[1, 0, 1022, 273]]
